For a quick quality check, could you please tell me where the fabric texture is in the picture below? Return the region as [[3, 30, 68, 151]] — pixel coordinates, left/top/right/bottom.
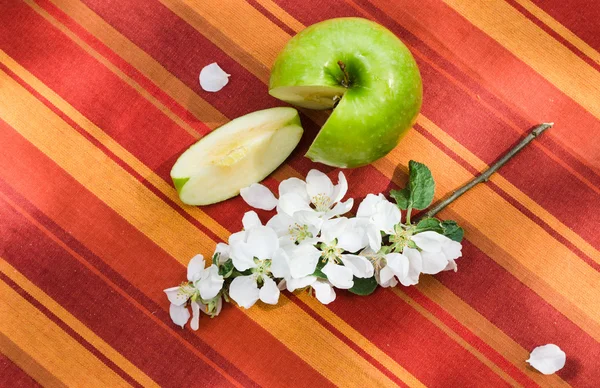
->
[[1, 0, 599, 386]]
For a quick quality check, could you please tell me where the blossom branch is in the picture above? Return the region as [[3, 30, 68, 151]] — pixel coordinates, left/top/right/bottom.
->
[[420, 122, 553, 220]]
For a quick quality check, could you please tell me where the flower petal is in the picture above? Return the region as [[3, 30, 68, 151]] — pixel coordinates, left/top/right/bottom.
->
[[230, 242, 256, 271], [306, 170, 334, 200], [187, 254, 205, 282], [411, 231, 446, 252], [341, 254, 374, 278], [312, 280, 336, 304], [278, 177, 309, 201], [199, 62, 230, 92], [163, 286, 188, 306], [336, 220, 367, 253], [277, 192, 312, 217], [331, 171, 348, 203], [366, 224, 382, 252], [266, 213, 294, 237], [325, 198, 354, 219], [287, 276, 316, 292], [197, 265, 224, 300], [378, 265, 396, 287], [385, 253, 409, 280], [420, 251, 449, 275], [294, 210, 323, 232], [444, 259, 458, 272], [229, 276, 259, 309], [270, 248, 291, 279], [526, 344, 566, 375], [242, 210, 262, 230], [246, 225, 280, 259], [321, 262, 354, 289], [288, 243, 321, 278], [319, 217, 347, 244], [373, 199, 401, 233], [240, 183, 278, 211], [214, 242, 230, 264], [169, 303, 190, 328], [441, 239, 463, 261], [259, 277, 280, 305], [401, 247, 422, 286], [228, 230, 246, 246], [356, 194, 381, 218], [190, 301, 201, 331]]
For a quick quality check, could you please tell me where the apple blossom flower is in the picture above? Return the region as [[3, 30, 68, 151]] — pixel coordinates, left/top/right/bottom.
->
[[357, 194, 401, 252], [240, 170, 354, 223], [317, 217, 373, 289], [361, 247, 408, 287], [164, 254, 225, 330], [266, 211, 320, 247], [229, 223, 290, 308]]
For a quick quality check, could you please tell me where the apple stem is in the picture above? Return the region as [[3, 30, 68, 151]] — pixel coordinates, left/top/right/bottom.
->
[[418, 122, 553, 220], [337, 60, 350, 87]]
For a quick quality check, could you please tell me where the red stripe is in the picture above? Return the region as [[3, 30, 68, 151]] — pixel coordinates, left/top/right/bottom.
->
[[435, 240, 600, 387], [0, 120, 330, 388], [0, 273, 143, 388], [529, 0, 600, 52], [0, 352, 41, 388]]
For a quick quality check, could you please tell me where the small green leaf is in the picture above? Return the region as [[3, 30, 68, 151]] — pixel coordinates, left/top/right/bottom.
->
[[415, 217, 442, 233], [218, 259, 234, 278], [312, 260, 327, 280], [390, 161, 435, 212], [390, 188, 410, 210], [348, 276, 378, 296], [440, 220, 464, 242], [407, 161, 435, 210]]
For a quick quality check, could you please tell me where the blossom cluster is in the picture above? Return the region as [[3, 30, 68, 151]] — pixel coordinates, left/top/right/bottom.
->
[[165, 165, 463, 330]]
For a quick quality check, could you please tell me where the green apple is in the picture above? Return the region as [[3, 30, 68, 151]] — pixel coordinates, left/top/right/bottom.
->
[[171, 107, 303, 205], [269, 17, 422, 168]]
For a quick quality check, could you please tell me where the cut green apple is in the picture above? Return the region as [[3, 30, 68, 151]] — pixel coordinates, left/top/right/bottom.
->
[[269, 17, 423, 168], [171, 107, 303, 205]]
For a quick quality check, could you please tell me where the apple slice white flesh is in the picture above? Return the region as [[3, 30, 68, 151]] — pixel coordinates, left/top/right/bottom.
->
[[171, 107, 303, 205]]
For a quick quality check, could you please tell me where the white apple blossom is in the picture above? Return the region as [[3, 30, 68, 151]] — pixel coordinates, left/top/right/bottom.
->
[[361, 248, 408, 287], [410, 231, 462, 274], [317, 217, 373, 289], [241, 170, 354, 224], [164, 253, 224, 330], [228, 223, 289, 308], [357, 194, 401, 252]]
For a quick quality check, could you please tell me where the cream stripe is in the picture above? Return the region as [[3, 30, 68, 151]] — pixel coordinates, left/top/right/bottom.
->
[[0, 69, 398, 388], [0, 259, 159, 388], [0, 276, 130, 387]]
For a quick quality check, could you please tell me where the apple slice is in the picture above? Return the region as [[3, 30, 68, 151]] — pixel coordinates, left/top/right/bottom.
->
[[171, 107, 303, 205]]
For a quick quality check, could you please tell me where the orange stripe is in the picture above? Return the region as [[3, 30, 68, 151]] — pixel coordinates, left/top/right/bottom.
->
[[443, 0, 600, 122], [0, 333, 66, 388], [166, 0, 600, 340], [0, 260, 159, 387], [511, 0, 600, 66], [0, 66, 402, 388], [0, 274, 130, 387]]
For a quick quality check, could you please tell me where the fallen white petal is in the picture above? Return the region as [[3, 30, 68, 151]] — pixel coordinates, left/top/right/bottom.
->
[[229, 276, 259, 309], [259, 277, 280, 305], [240, 183, 278, 210], [527, 344, 566, 375], [187, 254, 205, 282], [169, 303, 190, 328], [199, 62, 230, 92]]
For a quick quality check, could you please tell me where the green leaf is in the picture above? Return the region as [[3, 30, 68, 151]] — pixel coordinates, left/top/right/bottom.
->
[[390, 188, 410, 210], [312, 260, 327, 280], [390, 161, 435, 211], [415, 217, 442, 233], [348, 276, 378, 296], [218, 259, 234, 278], [407, 161, 435, 210], [440, 220, 464, 242]]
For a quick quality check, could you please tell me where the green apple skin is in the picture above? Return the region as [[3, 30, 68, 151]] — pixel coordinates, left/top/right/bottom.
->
[[269, 17, 422, 168]]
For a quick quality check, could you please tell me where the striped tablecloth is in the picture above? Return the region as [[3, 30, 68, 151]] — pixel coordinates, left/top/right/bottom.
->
[[1, 0, 599, 387]]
